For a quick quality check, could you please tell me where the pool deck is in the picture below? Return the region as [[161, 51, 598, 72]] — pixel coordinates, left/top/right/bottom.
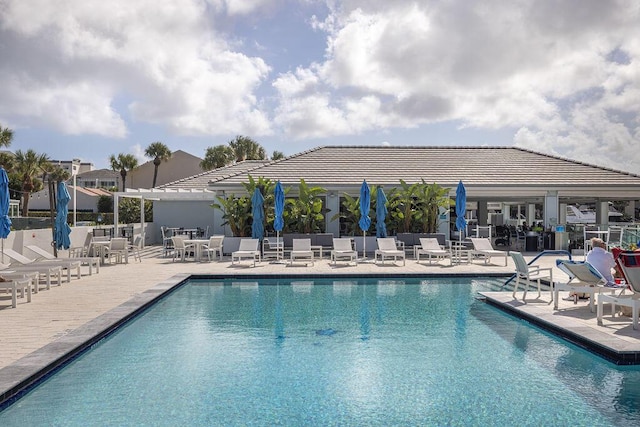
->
[[1, 246, 639, 404]]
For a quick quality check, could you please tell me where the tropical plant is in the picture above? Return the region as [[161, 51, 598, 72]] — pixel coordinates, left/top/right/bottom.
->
[[13, 149, 50, 216], [229, 135, 267, 162], [211, 194, 252, 237], [0, 125, 13, 148], [271, 150, 285, 160], [201, 145, 232, 170], [387, 179, 419, 233], [144, 142, 172, 187], [414, 181, 450, 233], [287, 179, 327, 233], [331, 193, 361, 236], [119, 198, 153, 224], [109, 153, 138, 191]]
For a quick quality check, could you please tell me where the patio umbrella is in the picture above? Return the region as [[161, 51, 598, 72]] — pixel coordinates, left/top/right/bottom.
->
[[455, 180, 467, 241], [274, 181, 285, 256], [375, 186, 388, 238], [251, 188, 264, 240], [0, 167, 12, 263], [54, 182, 72, 250], [358, 180, 371, 259]]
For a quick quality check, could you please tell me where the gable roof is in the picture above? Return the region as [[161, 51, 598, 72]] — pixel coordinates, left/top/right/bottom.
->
[[158, 146, 640, 192]]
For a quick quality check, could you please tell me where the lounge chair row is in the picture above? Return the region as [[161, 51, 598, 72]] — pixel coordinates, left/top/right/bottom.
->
[[227, 237, 510, 268], [0, 244, 103, 309]]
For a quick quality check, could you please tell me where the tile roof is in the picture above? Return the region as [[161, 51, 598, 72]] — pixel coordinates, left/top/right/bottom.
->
[[158, 146, 640, 191]]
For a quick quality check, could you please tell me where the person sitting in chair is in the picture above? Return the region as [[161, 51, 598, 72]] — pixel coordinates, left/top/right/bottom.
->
[[586, 237, 616, 286], [564, 237, 617, 301]]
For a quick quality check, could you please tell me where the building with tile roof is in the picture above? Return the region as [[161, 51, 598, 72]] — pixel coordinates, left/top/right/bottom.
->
[[116, 146, 640, 242]]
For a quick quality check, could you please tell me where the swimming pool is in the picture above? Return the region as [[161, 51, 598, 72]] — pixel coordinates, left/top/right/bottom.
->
[[1, 277, 639, 425]]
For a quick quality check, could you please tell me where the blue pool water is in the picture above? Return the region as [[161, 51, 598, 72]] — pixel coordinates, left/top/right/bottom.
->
[[1, 277, 640, 426]]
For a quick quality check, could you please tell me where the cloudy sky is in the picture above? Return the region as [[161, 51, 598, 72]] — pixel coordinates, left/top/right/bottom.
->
[[1, 0, 639, 173]]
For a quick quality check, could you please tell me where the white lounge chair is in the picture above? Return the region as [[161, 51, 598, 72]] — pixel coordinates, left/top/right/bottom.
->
[[26, 245, 100, 275], [3, 248, 81, 282], [330, 238, 356, 266], [554, 259, 610, 312], [374, 237, 405, 266], [0, 262, 63, 290], [0, 275, 33, 308], [232, 239, 261, 267], [510, 252, 553, 300], [470, 238, 508, 266], [290, 238, 314, 266], [415, 238, 451, 265], [598, 252, 640, 329]]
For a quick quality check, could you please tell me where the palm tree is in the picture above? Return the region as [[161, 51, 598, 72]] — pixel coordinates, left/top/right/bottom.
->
[[0, 125, 13, 148], [109, 153, 138, 191], [272, 150, 285, 160], [201, 145, 232, 171], [13, 149, 50, 216], [228, 135, 267, 162], [144, 142, 172, 187]]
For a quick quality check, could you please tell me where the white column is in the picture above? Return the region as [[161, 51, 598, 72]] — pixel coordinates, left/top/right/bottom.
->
[[544, 191, 559, 229]]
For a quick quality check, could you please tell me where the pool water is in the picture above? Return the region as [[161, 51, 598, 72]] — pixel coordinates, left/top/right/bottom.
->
[[1, 277, 640, 426]]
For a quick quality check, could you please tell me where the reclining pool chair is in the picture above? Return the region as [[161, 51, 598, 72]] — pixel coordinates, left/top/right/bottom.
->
[[469, 238, 508, 266], [597, 251, 640, 329], [330, 238, 357, 266], [290, 238, 314, 266], [3, 248, 80, 283], [232, 238, 261, 267], [374, 237, 405, 266], [415, 238, 452, 265], [554, 259, 611, 312]]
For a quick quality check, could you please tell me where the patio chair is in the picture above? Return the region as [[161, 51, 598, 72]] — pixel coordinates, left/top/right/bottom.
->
[[415, 238, 452, 265], [597, 251, 640, 329], [105, 238, 130, 264], [203, 235, 224, 261], [330, 238, 356, 266], [290, 238, 314, 266], [128, 236, 142, 262], [69, 232, 93, 257], [171, 236, 195, 262], [470, 238, 508, 266], [510, 251, 553, 300], [2, 248, 81, 282], [554, 259, 611, 312], [0, 275, 33, 308], [374, 237, 405, 266], [232, 238, 261, 267], [26, 245, 100, 275]]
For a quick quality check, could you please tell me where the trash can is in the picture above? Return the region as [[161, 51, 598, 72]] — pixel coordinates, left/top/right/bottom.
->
[[525, 233, 539, 252]]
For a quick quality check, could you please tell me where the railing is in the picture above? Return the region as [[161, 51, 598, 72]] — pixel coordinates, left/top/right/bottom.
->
[[502, 250, 573, 288]]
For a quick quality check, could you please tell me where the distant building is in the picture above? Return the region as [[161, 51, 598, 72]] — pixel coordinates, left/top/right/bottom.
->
[[76, 169, 120, 189], [49, 159, 94, 175], [28, 185, 112, 213], [128, 150, 203, 189]]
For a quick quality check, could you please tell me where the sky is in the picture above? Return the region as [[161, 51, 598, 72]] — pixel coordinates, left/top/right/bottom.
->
[[1, 0, 639, 174]]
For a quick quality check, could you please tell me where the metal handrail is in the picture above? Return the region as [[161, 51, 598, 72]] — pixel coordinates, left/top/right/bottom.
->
[[502, 250, 573, 288]]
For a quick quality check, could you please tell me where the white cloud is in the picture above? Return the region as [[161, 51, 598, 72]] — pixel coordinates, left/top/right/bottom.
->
[[272, 0, 640, 171], [0, 0, 272, 138]]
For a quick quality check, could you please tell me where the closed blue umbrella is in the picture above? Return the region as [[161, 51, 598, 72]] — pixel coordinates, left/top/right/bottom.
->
[[0, 167, 12, 263], [273, 181, 285, 260], [455, 180, 467, 240], [54, 182, 72, 250], [251, 188, 264, 240], [375, 186, 387, 238], [359, 180, 371, 258]]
